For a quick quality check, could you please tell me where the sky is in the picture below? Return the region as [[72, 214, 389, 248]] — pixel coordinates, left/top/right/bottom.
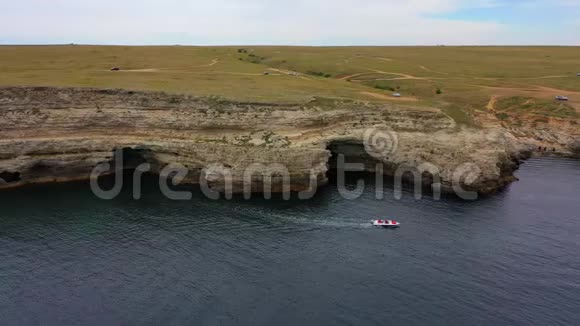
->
[[1, 0, 579, 45]]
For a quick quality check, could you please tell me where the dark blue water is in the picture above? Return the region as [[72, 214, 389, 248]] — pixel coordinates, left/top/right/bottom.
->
[[0, 157, 579, 326]]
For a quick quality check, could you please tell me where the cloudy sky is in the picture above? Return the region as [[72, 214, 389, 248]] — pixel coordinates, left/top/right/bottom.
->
[[1, 0, 579, 45]]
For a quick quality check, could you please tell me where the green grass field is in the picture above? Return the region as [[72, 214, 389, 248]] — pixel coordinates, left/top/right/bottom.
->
[[1, 45, 579, 124]]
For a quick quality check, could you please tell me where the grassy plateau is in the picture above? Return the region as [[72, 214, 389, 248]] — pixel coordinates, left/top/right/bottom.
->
[[0, 45, 579, 124]]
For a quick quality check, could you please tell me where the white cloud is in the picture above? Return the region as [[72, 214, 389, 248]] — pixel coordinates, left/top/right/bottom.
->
[[0, 0, 577, 45]]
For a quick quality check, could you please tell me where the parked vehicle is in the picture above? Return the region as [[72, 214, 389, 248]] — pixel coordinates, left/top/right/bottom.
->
[[555, 95, 569, 101]]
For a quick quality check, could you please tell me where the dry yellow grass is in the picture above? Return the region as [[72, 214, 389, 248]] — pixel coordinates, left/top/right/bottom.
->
[[1, 45, 579, 123]]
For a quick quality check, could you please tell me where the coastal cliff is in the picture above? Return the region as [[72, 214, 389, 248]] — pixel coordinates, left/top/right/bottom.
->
[[0, 87, 572, 195]]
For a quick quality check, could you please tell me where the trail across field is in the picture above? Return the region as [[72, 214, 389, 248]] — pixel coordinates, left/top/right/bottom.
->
[[360, 91, 418, 102], [2, 45, 579, 109], [198, 58, 219, 67], [474, 84, 579, 103], [334, 56, 579, 107]]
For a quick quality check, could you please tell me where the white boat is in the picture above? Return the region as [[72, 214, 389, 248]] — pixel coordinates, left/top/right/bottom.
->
[[371, 220, 400, 228]]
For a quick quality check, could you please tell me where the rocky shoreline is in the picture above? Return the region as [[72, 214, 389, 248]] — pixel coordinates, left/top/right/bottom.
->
[[0, 87, 577, 196]]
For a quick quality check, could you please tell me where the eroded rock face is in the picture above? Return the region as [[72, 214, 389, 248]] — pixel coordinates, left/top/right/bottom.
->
[[570, 139, 580, 157], [0, 87, 534, 195]]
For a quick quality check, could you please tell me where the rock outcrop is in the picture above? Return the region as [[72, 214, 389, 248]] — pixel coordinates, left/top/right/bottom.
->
[[570, 139, 580, 157], [0, 87, 554, 195]]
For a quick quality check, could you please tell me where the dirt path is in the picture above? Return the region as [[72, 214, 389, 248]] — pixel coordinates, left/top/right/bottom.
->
[[419, 65, 454, 76], [474, 84, 580, 105], [106, 58, 220, 72], [268, 68, 313, 80], [370, 69, 422, 79], [338, 69, 459, 84], [417, 64, 572, 81], [268, 68, 296, 75], [372, 76, 457, 81], [338, 72, 372, 81], [340, 70, 429, 81], [115, 68, 163, 72], [196, 58, 219, 67], [532, 85, 580, 95], [519, 75, 569, 79], [150, 71, 264, 76], [360, 91, 418, 102], [475, 84, 580, 95]]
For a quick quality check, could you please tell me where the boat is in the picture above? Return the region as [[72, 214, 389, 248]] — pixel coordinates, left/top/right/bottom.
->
[[371, 220, 400, 228]]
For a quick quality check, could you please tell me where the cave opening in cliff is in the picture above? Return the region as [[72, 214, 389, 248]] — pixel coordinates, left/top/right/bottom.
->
[[325, 140, 440, 196], [117, 147, 151, 170], [107, 147, 159, 178], [326, 140, 384, 181], [0, 171, 21, 183], [93, 147, 160, 192]]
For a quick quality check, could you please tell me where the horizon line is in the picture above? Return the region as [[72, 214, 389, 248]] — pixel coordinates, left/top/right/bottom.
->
[[1, 43, 579, 47]]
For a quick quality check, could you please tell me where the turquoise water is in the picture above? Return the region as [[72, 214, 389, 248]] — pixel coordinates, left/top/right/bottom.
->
[[0, 157, 579, 325]]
